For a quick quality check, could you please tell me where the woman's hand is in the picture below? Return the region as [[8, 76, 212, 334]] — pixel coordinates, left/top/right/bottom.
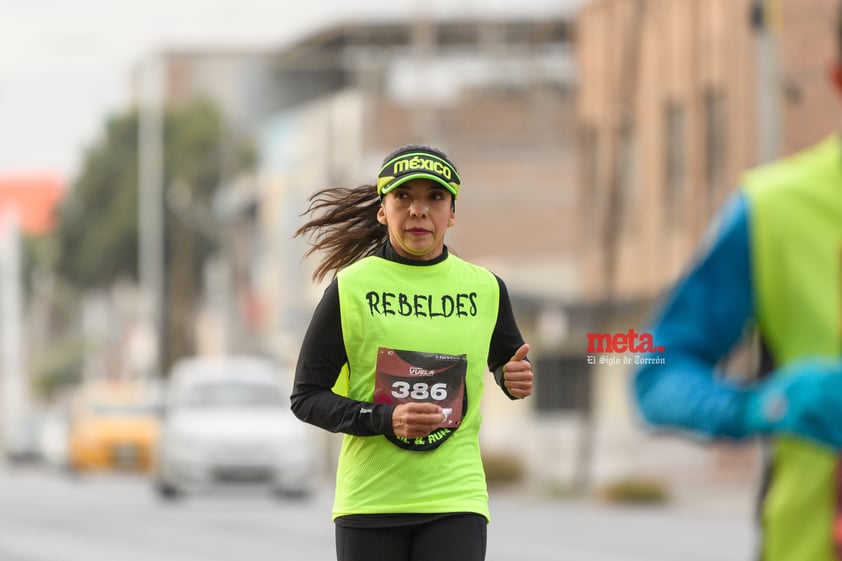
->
[[392, 402, 445, 438], [503, 343, 533, 398]]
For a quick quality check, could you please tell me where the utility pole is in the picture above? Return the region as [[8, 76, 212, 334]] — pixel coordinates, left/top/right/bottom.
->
[[0, 209, 25, 459], [411, 0, 436, 140], [752, 0, 782, 164], [138, 54, 165, 380], [576, 0, 647, 494]]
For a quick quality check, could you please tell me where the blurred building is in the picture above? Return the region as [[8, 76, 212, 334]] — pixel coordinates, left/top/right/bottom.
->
[[575, 0, 842, 487], [252, 20, 579, 345], [578, 0, 842, 304], [0, 174, 67, 462], [0, 174, 65, 236]]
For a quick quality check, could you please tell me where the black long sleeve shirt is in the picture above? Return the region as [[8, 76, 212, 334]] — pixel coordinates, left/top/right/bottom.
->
[[291, 243, 526, 437]]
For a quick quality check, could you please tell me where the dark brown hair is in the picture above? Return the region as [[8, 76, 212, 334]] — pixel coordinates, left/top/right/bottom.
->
[[295, 144, 455, 282], [294, 184, 385, 282]]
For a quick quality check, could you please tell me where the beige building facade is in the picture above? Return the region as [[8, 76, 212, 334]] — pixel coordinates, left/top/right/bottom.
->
[[577, 0, 842, 303], [577, 0, 756, 302], [574, 0, 842, 486]]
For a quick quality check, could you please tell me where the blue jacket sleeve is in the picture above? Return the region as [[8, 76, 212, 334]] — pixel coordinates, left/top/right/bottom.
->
[[633, 192, 755, 439]]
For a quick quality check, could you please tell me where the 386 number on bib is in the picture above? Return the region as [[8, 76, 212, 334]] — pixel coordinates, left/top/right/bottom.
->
[[373, 347, 467, 428], [391, 381, 448, 400]]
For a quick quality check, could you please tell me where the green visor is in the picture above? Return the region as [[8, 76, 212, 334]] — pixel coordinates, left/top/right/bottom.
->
[[377, 150, 461, 199]]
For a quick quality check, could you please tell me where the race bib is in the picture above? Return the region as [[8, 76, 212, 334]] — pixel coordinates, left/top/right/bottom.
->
[[373, 347, 467, 451]]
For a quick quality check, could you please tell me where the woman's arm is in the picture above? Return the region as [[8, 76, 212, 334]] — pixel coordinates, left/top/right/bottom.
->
[[634, 192, 755, 439], [636, 192, 842, 450], [291, 280, 396, 436], [487, 275, 529, 400]]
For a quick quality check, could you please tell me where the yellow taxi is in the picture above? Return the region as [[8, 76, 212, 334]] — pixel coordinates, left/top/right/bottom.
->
[[68, 381, 161, 473]]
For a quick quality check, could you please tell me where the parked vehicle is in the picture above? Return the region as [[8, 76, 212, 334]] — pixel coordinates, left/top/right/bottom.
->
[[39, 407, 70, 469], [5, 413, 43, 465], [67, 381, 161, 473], [153, 355, 318, 500]]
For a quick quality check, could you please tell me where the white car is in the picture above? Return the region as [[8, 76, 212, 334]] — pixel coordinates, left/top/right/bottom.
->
[[39, 407, 70, 469], [5, 413, 43, 465], [154, 356, 319, 500]]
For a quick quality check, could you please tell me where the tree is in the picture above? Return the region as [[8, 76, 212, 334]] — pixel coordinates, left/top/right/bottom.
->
[[53, 98, 254, 370]]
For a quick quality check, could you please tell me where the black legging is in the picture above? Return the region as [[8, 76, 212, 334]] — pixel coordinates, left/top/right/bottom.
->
[[335, 513, 487, 561]]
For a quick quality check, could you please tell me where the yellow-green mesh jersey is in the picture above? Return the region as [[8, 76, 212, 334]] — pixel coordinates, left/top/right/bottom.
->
[[743, 135, 842, 561], [333, 253, 500, 520]]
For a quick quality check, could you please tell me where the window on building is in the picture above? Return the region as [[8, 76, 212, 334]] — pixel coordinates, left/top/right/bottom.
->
[[534, 354, 592, 413], [664, 102, 686, 217], [617, 123, 638, 214], [579, 124, 599, 208], [704, 89, 728, 209]]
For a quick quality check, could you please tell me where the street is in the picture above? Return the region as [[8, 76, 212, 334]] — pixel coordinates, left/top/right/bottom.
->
[[0, 465, 756, 561]]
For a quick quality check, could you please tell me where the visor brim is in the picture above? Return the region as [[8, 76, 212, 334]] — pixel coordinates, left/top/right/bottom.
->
[[379, 173, 459, 199]]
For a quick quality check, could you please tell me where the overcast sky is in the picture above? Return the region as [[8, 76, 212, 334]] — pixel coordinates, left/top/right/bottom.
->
[[1, 0, 585, 182]]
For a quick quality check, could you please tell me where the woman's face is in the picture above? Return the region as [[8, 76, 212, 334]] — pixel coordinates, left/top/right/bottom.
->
[[377, 178, 455, 261]]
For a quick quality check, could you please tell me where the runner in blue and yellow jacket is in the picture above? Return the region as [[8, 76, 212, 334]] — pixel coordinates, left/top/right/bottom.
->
[[634, 65, 842, 561], [291, 145, 533, 561]]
